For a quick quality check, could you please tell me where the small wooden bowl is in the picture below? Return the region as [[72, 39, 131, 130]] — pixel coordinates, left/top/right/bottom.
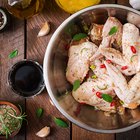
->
[[0, 101, 21, 139]]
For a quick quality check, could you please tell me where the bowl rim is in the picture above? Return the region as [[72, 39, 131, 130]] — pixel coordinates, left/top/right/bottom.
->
[[43, 4, 140, 133]]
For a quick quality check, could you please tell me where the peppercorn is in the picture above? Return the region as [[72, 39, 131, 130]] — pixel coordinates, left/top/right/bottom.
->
[[0, 7, 11, 32]]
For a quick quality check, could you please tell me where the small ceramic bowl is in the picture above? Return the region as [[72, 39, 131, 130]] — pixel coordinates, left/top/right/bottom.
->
[[0, 101, 21, 139]]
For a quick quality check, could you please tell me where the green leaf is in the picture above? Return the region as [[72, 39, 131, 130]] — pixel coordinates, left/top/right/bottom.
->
[[36, 108, 43, 118], [130, 55, 137, 62], [102, 94, 113, 103], [8, 49, 18, 59], [109, 26, 118, 35], [73, 80, 80, 91], [54, 117, 69, 128], [73, 33, 87, 41], [90, 65, 96, 71], [91, 75, 97, 79]]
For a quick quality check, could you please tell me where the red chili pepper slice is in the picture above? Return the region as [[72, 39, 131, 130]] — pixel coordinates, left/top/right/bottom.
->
[[110, 101, 115, 107], [92, 88, 95, 92], [100, 64, 106, 68], [64, 44, 70, 50], [96, 92, 102, 98], [80, 102, 86, 105], [121, 66, 128, 70], [106, 59, 112, 64], [131, 46, 136, 54], [74, 103, 85, 116]]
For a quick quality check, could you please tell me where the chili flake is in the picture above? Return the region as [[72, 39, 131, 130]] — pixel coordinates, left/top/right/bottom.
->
[[110, 101, 115, 107], [130, 46, 136, 54], [92, 88, 95, 92], [96, 92, 102, 98], [121, 66, 128, 70], [106, 59, 112, 64], [100, 64, 106, 68]]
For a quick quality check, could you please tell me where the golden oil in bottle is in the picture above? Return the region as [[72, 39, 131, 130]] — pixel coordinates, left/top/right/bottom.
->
[[6, 0, 45, 19]]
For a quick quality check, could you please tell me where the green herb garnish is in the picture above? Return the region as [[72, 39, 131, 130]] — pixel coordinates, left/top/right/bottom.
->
[[54, 117, 69, 128], [80, 48, 88, 54], [73, 33, 87, 41], [73, 80, 80, 91], [91, 75, 97, 79], [130, 55, 137, 62], [36, 108, 44, 118], [119, 100, 124, 105], [90, 65, 96, 71], [109, 26, 118, 35], [102, 94, 113, 102], [0, 105, 27, 139], [8, 49, 18, 59], [97, 85, 108, 90]]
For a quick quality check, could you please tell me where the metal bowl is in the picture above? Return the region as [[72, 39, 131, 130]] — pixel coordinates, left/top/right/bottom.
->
[[43, 4, 140, 133]]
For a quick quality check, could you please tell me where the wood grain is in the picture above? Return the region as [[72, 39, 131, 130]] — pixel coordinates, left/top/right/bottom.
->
[[0, 1, 26, 140], [26, 0, 70, 140], [117, 0, 130, 6], [116, 0, 140, 140]]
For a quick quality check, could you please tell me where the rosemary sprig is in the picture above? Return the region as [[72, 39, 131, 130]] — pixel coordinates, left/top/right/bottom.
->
[[0, 105, 27, 139]]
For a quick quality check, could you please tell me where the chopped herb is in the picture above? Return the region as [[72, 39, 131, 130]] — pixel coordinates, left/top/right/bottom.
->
[[73, 33, 87, 41], [119, 100, 124, 105], [8, 49, 18, 59], [91, 75, 97, 79], [80, 48, 88, 54], [83, 25, 89, 32], [54, 117, 69, 128], [73, 80, 80, 91], [109, 26, 118, 35], [36, 108, 44, 118], [90, 65, 96, 70], [97, 85, 108, 90], [65, 89, 69, 95], [102, 94, 113, 103], [130, 55, 137, 62]]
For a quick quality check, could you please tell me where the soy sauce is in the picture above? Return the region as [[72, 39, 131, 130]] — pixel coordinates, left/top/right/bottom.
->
[[8, 60, 45, 97]]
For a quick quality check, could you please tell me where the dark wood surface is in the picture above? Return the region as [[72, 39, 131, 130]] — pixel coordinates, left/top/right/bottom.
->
[[0, 0, 140, 140]]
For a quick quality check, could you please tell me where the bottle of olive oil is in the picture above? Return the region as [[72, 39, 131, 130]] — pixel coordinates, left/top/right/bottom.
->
[[7, 0, 45, 19]]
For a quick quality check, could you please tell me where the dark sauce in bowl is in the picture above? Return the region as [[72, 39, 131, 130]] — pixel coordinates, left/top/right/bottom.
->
[[8, 60, 45, 97]]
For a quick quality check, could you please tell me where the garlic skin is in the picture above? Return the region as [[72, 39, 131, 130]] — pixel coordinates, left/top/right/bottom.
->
[[127, 12, 140, 28], [38, 21, 50, 37], [129, 0, 140, 10], [36, 126, 50, 138]]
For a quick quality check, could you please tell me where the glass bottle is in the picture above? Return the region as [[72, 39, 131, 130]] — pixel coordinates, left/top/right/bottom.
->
[[6, 0, 45, 19]]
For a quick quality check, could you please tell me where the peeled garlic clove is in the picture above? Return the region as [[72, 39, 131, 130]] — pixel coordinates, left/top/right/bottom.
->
[[36, 126, 50, 137], [129, 0, 140, 10], [38, 21, 50, 37]]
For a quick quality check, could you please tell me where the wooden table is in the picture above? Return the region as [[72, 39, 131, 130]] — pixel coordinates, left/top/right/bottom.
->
[[1, 0, 140, 140]]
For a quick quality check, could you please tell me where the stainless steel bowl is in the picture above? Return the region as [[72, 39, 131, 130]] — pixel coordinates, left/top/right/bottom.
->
[[43, 4, 140, 133]]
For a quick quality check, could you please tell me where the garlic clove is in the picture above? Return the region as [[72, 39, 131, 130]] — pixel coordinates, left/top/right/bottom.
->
[[129, 0, 140, 10], [127, 12, 140, 28], [36, 126, 50, 138], [38, 21, 50, 37]]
